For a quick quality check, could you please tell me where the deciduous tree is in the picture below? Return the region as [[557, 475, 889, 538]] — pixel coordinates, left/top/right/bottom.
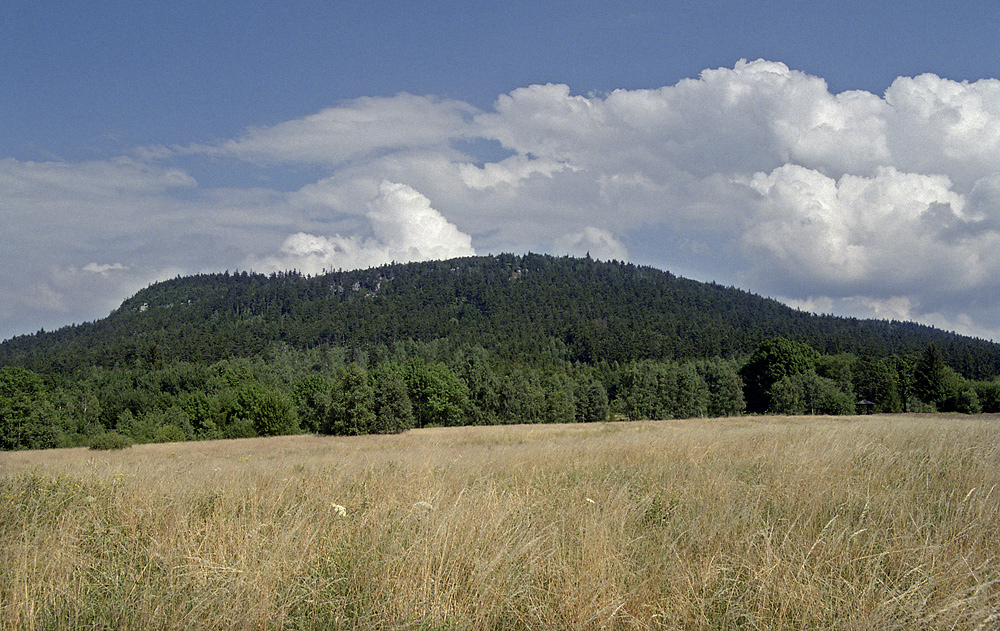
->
[[741, 337, 820, 413], [372, 365, 415, 433], [326, 364, 375, 435]]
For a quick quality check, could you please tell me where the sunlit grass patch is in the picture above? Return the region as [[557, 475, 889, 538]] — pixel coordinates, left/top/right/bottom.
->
[[2, 415, 998, 629]]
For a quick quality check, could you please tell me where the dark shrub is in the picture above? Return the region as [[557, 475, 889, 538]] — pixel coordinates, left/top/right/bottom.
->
[[89, 432, 133, 450]]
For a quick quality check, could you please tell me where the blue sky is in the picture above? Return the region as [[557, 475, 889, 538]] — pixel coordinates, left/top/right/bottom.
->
[[8, 1, 997, 161], [3, 1, 1000, 342]]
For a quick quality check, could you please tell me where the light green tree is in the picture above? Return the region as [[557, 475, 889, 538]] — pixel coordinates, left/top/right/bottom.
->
[[326, 364, 376, 435], [404, 359, 470, 427], [371, 365, 415, 433], [698, 359, 746, 417], [769, 371, 854, 415], [226, 382, 296, 437], [576, 378, 609, 423], [544, 373, 578, 424]]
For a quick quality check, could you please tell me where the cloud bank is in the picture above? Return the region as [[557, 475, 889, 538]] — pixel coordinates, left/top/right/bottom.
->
[[255, 181, 475, 274], [4, 59, 1000, 341]]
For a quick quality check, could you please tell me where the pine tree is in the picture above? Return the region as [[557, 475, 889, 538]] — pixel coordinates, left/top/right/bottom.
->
[[913, 343, 950, 409]]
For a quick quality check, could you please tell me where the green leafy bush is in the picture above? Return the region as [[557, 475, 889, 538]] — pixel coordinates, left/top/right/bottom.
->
[[153, 424, 187, 443], [225, 382, 297, 437], [89, 432, 133, 450]]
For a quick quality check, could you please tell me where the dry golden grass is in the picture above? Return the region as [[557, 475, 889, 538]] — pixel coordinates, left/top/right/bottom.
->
[[2, 414, 998, 630]]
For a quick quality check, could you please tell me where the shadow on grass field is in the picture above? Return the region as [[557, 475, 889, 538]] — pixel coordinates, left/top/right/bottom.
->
[[2, 414, 999, 629]]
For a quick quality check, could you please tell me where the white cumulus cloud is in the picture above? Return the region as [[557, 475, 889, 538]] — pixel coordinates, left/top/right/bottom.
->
[[554, 227, 628, 261], [256, 181, 475, 274], [739, 164, 972, 291], [6, 60, 1000, 341]]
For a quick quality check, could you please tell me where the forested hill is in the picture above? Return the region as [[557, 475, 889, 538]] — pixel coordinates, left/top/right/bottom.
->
[[3, 253, 1000, 379]]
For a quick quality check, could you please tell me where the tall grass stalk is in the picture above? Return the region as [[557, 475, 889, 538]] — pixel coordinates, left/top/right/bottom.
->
[[2, 414, 998, 629]]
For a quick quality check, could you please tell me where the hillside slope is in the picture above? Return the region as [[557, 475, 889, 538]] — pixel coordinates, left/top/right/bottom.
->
[[3, 253, 999, 378]]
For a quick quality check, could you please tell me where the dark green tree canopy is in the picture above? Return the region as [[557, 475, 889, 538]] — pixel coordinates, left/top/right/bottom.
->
[[913, 343, 951, 409], [740, 337, 821, 413], [1, 366, 57, 450], [5, 254, 1000, 380]]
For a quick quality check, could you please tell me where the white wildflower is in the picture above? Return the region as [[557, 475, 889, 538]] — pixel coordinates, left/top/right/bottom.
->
[[331, 503, 347, 517]]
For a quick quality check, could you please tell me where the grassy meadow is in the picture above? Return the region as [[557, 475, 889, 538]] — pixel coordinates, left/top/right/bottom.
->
[[2, 414, 998, 630]]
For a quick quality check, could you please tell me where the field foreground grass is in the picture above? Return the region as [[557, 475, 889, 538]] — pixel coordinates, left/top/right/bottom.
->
[[2, 414, 999, 630]]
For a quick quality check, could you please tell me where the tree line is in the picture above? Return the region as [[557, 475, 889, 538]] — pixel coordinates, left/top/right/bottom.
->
[[3, 337, 996, 451]]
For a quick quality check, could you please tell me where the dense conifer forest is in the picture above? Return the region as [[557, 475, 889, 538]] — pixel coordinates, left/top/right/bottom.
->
[[3, 254, 1000, 450]]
